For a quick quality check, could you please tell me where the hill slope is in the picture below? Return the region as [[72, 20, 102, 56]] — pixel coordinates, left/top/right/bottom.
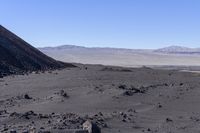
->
[[0, 25, 74, 77]]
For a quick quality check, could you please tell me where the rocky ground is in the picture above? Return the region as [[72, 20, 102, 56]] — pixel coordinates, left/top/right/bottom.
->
[[1, 64, 200, 133]]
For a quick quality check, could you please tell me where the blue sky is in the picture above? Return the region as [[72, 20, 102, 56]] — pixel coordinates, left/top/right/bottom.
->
[[0, 0, 200, 49]]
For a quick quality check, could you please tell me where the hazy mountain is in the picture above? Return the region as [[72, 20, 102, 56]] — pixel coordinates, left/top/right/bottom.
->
[[0, 25, 74, 77], [39, 45, 200, 67], [154, 45, 200, 54]]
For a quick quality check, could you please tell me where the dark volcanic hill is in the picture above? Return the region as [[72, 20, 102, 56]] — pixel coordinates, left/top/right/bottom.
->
[[0, 25, 74, 77]]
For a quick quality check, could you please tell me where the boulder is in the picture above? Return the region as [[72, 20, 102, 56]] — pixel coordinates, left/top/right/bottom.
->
[[83, 120, 101, 133]]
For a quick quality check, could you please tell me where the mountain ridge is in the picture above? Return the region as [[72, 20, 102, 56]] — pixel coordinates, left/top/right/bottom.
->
[[39, 44, 200, 67], [155, 45, 200, 53], [39, 44, 200, 54]]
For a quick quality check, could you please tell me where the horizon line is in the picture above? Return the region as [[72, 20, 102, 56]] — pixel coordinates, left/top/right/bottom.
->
[[38, 44, 199, 50]]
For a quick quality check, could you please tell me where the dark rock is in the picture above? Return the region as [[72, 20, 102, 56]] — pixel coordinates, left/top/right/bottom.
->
[[10, 130, 17, 133], [22, 131, 28, 133], [20, 111, 37, 119], [10, 112, 20, 117], [147, 128, 151, 131], [127, 109, 136, 113], [130, 86, 145, 93], [2, 128, 8, 132], [180, 83, 184, 86], [38, 131, 51, 133], [83, 120, 101, 133], [123, 91, 135, 96], [166, 118, 173, 122], [157, 103, 162, 108], [59, 90, 69, 98], [118, 85, 127, 90], [75, 130, 89, 133], [0, 110, 7, 115], [24, 94, 32, 99]]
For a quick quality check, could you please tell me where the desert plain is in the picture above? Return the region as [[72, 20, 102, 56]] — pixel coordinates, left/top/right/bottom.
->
[[1, 64, 200, 133]]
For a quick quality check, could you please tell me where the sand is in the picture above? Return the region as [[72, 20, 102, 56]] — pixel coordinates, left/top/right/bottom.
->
[[0, 64, 200, 133]]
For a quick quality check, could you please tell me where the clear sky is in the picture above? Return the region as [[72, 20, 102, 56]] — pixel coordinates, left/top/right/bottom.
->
[[0, 0, 200, 49]]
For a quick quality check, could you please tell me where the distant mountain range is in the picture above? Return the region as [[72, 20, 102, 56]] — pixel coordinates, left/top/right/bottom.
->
[[40, 45, 200, 54], [155, 46, 200, 54], [39, 45, 200, 67]]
